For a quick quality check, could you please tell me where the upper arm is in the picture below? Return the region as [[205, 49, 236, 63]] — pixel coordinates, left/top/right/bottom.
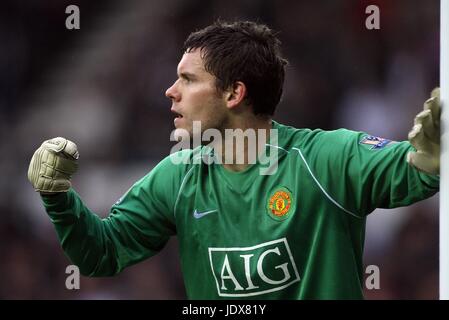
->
[[303, 129, 439, 216], [104, 154, 186, 270]]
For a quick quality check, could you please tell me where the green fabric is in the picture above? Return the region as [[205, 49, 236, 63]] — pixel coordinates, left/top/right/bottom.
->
[[41, 121, 439, 299]]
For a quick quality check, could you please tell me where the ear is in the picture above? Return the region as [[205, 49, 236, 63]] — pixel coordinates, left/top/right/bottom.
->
[[225, 81, 247, 109]]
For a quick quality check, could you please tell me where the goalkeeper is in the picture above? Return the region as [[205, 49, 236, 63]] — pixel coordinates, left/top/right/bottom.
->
[[28, 21, 440, 299]]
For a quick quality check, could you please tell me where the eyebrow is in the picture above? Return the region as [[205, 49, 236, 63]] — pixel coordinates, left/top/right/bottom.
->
[[178, 71, 197, 80]]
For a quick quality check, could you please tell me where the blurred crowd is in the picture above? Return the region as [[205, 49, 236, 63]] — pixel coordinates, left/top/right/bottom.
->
[[0, 0, 441, 299]]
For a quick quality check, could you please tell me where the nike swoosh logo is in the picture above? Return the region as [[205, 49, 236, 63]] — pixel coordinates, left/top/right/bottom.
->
[[193, 209, 218, 219]]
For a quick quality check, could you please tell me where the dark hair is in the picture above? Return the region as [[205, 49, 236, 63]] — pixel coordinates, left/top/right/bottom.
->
[[183, 20, 288, 116]]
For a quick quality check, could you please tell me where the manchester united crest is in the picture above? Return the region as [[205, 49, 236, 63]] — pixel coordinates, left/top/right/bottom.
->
[[266, 187, 294, 221]]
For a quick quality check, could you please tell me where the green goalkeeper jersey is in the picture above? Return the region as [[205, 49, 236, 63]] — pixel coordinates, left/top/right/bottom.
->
[[42, 121, 439, 299]]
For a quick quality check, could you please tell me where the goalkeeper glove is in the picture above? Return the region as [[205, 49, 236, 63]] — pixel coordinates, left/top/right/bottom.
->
[[407, 87, 440, 175], [27, 137, 79, 194]]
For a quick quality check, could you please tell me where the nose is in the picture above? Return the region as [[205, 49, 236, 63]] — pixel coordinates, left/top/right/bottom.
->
[[165, 81, 180, 102]]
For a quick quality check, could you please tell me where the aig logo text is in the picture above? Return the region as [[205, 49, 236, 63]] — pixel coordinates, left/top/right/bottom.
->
[[208, 238, 300, 297]]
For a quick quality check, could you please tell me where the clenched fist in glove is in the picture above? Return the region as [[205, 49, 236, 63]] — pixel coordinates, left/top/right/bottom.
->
[[28, 137, 79, 194], [407, 88, 441, 175]]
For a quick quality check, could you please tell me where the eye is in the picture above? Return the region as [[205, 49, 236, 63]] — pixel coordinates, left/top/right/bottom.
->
[[179, 73, 194, 84]]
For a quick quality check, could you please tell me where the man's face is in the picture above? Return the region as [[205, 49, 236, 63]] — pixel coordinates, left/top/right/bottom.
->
[[165, 49, 229, 136]]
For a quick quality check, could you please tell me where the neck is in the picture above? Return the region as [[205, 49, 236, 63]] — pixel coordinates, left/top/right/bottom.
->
[[217, 116, 273, 172]]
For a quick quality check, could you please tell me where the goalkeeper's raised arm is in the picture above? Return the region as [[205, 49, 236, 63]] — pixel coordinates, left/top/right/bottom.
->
[[27, 137, 177, 276]]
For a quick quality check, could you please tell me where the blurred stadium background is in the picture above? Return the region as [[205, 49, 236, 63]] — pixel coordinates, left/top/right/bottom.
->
[[0, 0, 440, 299]]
